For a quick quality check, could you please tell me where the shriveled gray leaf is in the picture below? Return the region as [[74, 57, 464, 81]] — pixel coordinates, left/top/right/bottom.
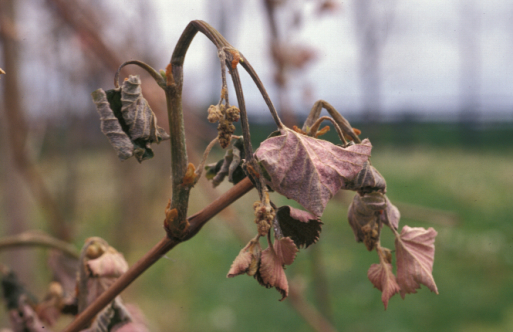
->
[[92, 89, 134, 160], [275, 206, 322, 248], [255, 128, 372, 216], [92, 75, 169, 162], [206, 138, 246, 186], [120, 76, 169, 143]]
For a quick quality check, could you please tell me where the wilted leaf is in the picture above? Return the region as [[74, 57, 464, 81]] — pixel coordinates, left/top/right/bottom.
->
[[347, 193, 386, 250], [92, 75, 169, 162], [380, 196, 400, 230], [205, 138, 246, 186], [227, 239, 261, 277], [345, 161, 386, 194], [92, 89, 134, 160], [77, 238, 129, 315], [368, 263, 401, 310], [255, 237, 298, 300], [275, 206, 322, 248], [255, 128, 372, 216], [395, 226, 438, 298]]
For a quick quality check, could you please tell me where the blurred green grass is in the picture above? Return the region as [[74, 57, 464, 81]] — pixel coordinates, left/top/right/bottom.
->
[[1, 122, 513, 331]]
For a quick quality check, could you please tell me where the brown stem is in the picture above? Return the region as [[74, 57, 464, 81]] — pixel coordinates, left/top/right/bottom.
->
[[63, 177, 255, 332], [114, 60, 166, 89], [0, 231, 79, 259], [303, 100, 361, 144], [308, 116, 348, 145]]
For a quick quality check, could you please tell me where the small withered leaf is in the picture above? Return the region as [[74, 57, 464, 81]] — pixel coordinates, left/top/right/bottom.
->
[[367, 262, 401, 310], [227, 239, 261, 278], [121, 75, 170, 161], [346, 162, 386, 194], [77, 237, 129, 316], [92, 75, 169, 162], [255, 128, 372, 217], [347, 193, 385, 250], [275, 206, 322, 249], [206, 138, 246, 187], [395, 226, 438, 298], [92, 88, 134, 160], [255, 237, 298, 301], [380, 196, 400, 230]]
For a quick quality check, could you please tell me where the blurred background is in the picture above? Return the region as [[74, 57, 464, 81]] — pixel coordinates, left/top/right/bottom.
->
[[1, 0, 513, 331]]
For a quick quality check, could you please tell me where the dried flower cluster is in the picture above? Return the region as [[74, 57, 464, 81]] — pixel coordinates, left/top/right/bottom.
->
[[207, 103, 240, 148]]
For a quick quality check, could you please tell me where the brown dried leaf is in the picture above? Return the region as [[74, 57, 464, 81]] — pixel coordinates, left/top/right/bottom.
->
[[395, 226, 438, 298], [347, 193, 386, 250], [274, 237, 298, 266], [255, 237, 298, 300], [368, 263, 401, 310], [255, 128, 372, 216], [275, 206, 322, 248], [227, 240, 261, 278]]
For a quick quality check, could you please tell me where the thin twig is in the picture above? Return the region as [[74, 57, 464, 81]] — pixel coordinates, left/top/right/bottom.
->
[[308, 116, 348, 145], [303, 100, 361, 144], [0, 231, 79, 259], [114, 60, 166, 89]]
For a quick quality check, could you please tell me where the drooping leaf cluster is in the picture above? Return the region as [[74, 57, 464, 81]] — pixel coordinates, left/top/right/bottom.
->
[[206, 103, 437, 306]]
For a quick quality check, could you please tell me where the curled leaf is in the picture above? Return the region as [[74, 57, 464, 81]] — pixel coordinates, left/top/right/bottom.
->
[[92, 89, 134, 160], [205, 138, 246, 186], [368, 262, 401, 310], [395, 226, 438, 298], [255, 237, 298, 301], [255, 128, 372, 216], [347, 193, 386, 250], [92, 75, 169, 162], [380, 196, 400, 230], [227, 239, 262, 277], [275, 206, 322, 248], [346, 161, 386, 194]]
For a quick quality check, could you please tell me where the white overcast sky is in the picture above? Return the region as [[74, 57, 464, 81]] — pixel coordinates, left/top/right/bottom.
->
[[100, 0, 510, 121]]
